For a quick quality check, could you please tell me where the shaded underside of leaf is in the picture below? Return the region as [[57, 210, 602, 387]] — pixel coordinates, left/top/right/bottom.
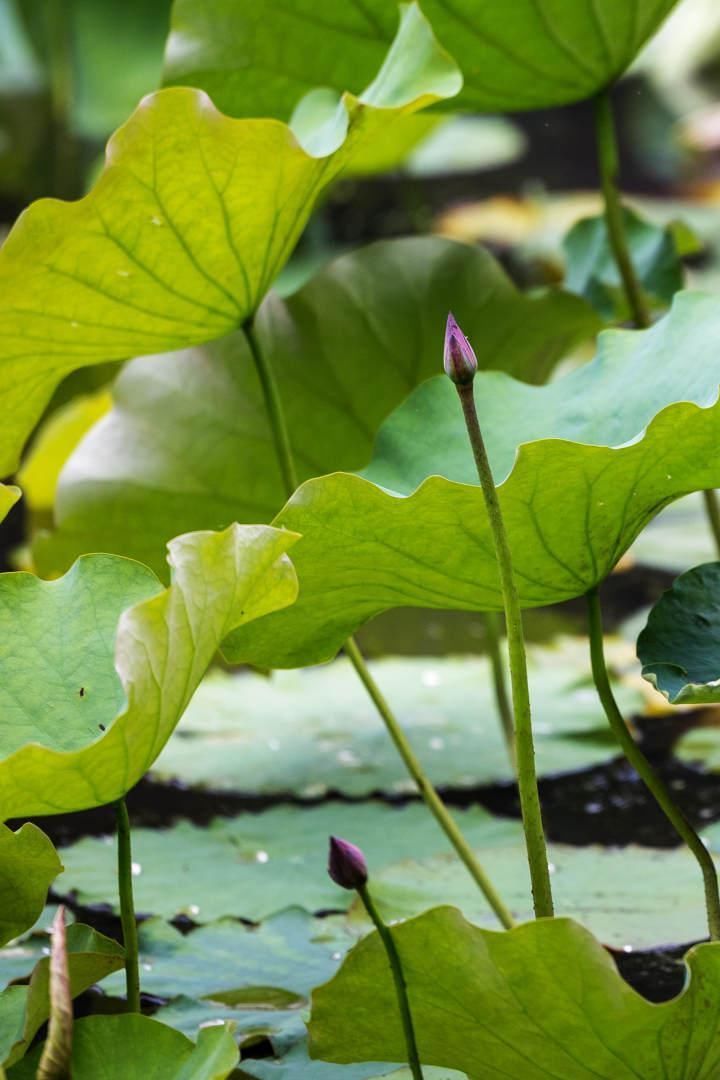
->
[[163, 0, 680, 115], [0, 524, 298, 819], [637, 561, 720, 704], [309, 908, 720, 1080]]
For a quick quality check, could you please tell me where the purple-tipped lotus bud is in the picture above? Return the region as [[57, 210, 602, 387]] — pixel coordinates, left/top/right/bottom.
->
[[328, 835, 368, 890], [444, 312, 477, 385]]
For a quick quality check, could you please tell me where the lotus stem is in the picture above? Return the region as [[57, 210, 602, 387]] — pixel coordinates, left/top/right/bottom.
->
[[703, 490, 720, 558], [483, 611, 516, 770], [586, 585, 720, 940], [445, 314, 553, 918], [243, 317, 515, 930], [116, 799, 141, 1011], [593, 89, 650, 329]]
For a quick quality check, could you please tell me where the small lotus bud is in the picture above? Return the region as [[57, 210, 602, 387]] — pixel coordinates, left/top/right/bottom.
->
[[444, 312, 477, 385], [328, 835, 368, 890]]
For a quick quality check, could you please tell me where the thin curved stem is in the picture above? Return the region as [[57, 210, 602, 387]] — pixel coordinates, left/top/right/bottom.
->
[[244, 318, 515, 929], [456, 383, 553, 918], [483, 611, 516, 770], [703, 490, 720, 558], [243, 318, 298, 494], [586, 586, 720, 940], [358, 882, 424, 1080], [345, 638, 515, 929], [115, 799, 141, 1011], [593, 89, 650, 330]]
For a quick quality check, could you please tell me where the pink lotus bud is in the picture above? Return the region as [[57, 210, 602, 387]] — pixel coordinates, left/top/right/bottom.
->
[[444, 312, 477, 385], [328, 835, 368, 890]]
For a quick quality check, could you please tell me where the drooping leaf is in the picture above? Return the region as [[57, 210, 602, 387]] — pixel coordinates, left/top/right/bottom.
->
[[0, 4, 460, 477], [53, 803, 719, 948], [54, 803, 522, 924], [309, 908, 720, 1080], [0, 825, 62, 948], [563, 207, 697, 321], [163, 0, 680, 116], [34, 236, 599, 578], [0, 524, 298, 819], [637, 562, 720, 704], [0, 923, 124, 1067], [7, 1015, 238, 1079], [150, 641, 639, 797], [221, 290, 720, 669]]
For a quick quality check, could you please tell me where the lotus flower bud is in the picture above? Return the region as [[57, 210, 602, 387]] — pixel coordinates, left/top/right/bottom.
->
[[328, 835, 368, 890], [444, 312, 477, 385]]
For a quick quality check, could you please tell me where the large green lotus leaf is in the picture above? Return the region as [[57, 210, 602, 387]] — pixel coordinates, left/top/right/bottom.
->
[[54, 803, 718, 948], [0, 4, 460, 478], [222, 290, 720, 669], [163, 0, 679, 116], [101, 909, 356, 1003], [8, 1014, 238, 1079], [0, 524, 298, 819], [0, 923, 124, 1067], [55, 803, 523, 924], [150, 640, 638, 796], [0, 825, 62, 947], [34, 236, 599, 579], [0, 487, 19, 527], [309, 908, 720, 1080], [637, 562, 720, 704]]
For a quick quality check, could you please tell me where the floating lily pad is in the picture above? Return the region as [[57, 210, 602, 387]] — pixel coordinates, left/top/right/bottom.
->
[[8, 1014, 238, 1079], [101, 909, 356, 1003], [55, 803, 522, 924], [163, 0, 679, 115], [0, 525, 298, 819], [55, 802, 718, 948], [223, 291, 720, 668], [638, 562, 720, 704], [0, 825, 63, 948], [35, 236, 598, 579], [0, 5, 460, 477], [151, 641, 639, 796], [309, 908, 720, 1080]]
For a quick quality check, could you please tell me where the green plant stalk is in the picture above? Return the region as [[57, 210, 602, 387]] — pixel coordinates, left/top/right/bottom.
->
[[593, 89, 650, 330], [483, 610, 516, 769], [586, 585, 720, 940], [357, 881, 425, 1080], [344, 637, 515, 928], [703, 489, 720, 558], [242, 319, 515, 930], [455, 383, 553, 918], [115, 799, 141, 1011]]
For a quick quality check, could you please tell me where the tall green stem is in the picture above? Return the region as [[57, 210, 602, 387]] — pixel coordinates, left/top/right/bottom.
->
[[242, 319, 515, 929], [586, 586, 720, 940], [345, 637, 515, 928], [358, 882, 424, 1080], [115, 799, 141, 1012], [455, 383, 553, 918], [483, 611, 515, 769], [593, 89, 650, 330]]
